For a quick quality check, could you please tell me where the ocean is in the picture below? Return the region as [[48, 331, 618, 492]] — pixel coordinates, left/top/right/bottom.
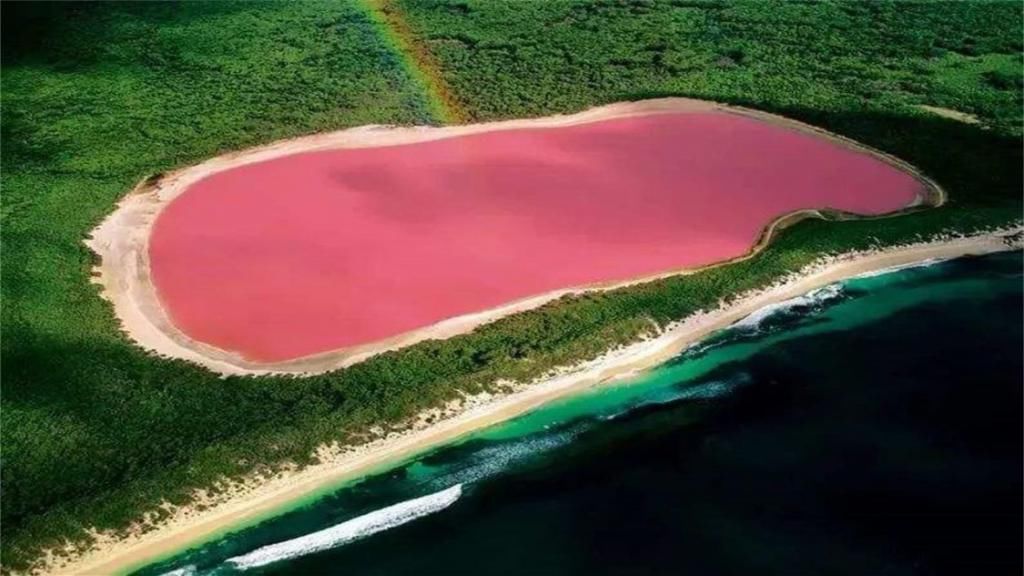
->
[[137, 250, 1022, 576]]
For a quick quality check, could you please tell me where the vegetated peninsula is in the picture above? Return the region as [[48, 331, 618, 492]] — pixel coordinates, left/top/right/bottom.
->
[[2, 1, 1021, 574]]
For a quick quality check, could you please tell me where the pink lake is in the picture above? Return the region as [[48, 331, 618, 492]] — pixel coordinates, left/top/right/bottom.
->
[[149, 112, 922, 362]]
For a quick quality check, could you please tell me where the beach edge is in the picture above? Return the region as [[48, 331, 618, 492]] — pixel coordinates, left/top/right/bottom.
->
[[48, 228, 1021, 576]]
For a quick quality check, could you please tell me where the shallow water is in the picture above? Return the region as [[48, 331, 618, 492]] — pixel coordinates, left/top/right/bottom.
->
[[137, 251, 1022, 576]]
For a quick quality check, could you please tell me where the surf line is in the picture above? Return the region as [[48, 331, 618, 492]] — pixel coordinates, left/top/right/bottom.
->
[[226, 484, 463, 570]]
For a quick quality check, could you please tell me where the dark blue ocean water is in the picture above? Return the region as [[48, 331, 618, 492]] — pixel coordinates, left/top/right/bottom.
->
[[139, 251, 1023, 576]]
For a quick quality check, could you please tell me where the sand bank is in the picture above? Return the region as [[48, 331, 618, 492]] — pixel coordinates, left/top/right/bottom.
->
[[50, 228, 1019, 576], [86, 97, 944, 375]]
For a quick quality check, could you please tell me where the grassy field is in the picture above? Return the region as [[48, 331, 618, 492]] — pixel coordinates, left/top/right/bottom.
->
[[1, 0, 1021, 571]]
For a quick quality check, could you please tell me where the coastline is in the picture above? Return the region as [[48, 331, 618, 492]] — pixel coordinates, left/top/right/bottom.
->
[[85, 97, 944, 377], [50, 228, 1021, 576]]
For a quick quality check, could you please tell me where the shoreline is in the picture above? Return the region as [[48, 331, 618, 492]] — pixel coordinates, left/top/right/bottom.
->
[[50, 229, 1021, 576], [85, 97, 944, 377]]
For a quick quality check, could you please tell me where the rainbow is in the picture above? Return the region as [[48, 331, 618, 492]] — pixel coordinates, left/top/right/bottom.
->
[[360, 0, 467, 124]]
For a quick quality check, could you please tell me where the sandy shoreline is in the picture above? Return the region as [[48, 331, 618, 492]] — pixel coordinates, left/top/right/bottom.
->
[[85, 97, 944, 376], [47, 229, 1020, 576]]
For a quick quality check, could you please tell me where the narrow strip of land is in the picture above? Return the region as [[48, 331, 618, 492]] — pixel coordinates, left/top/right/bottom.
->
[[56, 229, 1020, 576]]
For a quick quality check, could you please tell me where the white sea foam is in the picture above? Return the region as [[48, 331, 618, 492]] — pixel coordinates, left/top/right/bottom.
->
[[677, 379, 739, 400], [732, 283, 844, 331], [602, 375, 750, 421], [226, 485, 462, 570], [438, 430, 578, 485]]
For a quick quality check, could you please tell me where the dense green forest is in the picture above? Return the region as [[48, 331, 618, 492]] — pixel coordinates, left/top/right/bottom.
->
[[401, 0, 1023, 132], [1, 0, 1021, 571]]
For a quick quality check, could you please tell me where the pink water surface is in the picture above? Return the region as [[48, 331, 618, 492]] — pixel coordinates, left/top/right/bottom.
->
[[149, 112, 921, 362]]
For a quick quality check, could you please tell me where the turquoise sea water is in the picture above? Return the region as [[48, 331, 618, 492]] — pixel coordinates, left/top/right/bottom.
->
[[138, 251, 1022, 576]]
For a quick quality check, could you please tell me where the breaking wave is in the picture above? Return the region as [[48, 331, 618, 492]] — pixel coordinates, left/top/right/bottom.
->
[[602, 373, 751, 421], [448, 431, 577, 485], [676, 376, 747, 400], [159, 566, 197, 576], [732, 283, 845, 332], [226, 484, 462, 570]]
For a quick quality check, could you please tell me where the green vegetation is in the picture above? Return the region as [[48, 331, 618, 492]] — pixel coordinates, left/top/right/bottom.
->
[[400, 0, 1023, 132], [1, 0, 1021, 571]]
